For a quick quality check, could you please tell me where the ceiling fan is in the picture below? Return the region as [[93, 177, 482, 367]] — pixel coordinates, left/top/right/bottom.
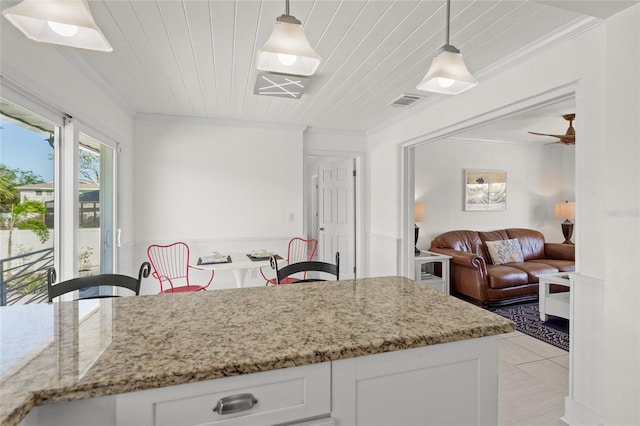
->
[[529, 113, 575, 145]]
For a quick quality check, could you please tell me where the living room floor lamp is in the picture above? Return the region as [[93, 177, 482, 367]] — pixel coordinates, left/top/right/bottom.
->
[[414, 202, 425, 254], [554, 201, 575, 244]]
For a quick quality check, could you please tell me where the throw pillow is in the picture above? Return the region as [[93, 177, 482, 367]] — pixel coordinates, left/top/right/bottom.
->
[[485, 238, 524, 265]]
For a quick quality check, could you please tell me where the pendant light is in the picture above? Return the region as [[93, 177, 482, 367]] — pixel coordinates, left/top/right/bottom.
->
[[257, 0, 320, 77], [2, 0, 113, 52], [416, 0, 477, 95]]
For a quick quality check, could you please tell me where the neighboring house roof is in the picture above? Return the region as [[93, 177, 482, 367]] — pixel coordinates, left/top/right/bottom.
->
[[16, 182, 54, 191], [16, 180, 99, 192]]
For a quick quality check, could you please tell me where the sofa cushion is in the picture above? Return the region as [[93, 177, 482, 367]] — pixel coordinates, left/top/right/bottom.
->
[[506, 262, 559, 283], [486, 265, 529, 289], [478, 230, 509, 260], [485, 239, 524, 265], [505, 228, 546, 260], [528, 259, 575, 273]]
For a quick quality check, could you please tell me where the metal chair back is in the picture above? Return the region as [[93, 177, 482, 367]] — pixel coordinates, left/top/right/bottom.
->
[[271, 252, 339, 284], [47, 262, 150, 302], [261, 237, 318, 285]]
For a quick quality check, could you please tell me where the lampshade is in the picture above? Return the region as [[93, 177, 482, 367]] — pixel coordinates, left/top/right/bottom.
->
[[414, 202, 425, 222], [2, 0, 112, 52], [257, 13, 320, 77], [554, 201, 576, 220], [416, 45, 478, 95]]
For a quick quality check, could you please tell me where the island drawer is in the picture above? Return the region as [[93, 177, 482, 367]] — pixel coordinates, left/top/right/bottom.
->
[[116, 362, 331, 426]]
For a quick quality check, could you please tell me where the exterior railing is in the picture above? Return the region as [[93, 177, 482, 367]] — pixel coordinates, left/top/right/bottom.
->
[[0, 247, 53, 306]]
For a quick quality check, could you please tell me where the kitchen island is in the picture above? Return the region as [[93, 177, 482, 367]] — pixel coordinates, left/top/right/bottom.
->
[[1, 276, 513, 426]]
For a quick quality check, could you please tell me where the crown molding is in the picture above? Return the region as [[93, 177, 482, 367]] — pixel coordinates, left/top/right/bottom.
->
[[304, 126, 367, 137], [135, 112, 307, 132]]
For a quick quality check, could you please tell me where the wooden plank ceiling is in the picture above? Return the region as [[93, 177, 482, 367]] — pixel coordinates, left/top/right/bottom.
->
[[20, 0, 635, 132]]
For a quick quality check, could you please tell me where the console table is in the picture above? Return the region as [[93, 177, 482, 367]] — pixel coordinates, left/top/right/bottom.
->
[[538, 273, 571, 321], [414, 250, 452, 294]]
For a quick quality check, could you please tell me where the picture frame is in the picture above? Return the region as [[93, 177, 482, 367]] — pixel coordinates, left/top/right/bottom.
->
[[464, 169, 507, 211]]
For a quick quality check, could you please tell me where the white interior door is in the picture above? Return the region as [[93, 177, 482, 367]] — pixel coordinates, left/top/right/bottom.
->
[[318, 158, 355, 279]]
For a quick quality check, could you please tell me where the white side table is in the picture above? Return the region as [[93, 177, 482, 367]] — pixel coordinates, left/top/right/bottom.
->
[[414, 251, 452, 294], [538, 273, 571, 321]]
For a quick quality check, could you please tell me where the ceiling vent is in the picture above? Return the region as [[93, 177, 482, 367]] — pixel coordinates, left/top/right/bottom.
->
[[390, 94, 423, 108]]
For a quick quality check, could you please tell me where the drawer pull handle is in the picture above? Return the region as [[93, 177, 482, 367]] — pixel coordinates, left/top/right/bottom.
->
[[213, 393, 258, 415]]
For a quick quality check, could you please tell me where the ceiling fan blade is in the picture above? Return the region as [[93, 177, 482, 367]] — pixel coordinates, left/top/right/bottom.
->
[[528, 131, 565, 138], [545, 138, 575, 146], [529, 113, 576, 144]]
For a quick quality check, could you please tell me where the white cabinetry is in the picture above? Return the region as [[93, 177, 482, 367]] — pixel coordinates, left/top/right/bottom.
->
[[117, 363, 330, 426], [332, 336, 498, 425], [414, 251, 451, 294], [22, 337, 499, 426]]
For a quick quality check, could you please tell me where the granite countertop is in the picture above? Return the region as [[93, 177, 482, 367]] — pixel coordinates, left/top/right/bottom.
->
[[0, 276, 514, 425]]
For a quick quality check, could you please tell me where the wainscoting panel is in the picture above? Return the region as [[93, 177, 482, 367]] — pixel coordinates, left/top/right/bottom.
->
[[563, 273, 604, 426]]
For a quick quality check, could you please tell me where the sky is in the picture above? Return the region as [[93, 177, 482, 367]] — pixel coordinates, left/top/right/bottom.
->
[[0, 119, 55, 182]]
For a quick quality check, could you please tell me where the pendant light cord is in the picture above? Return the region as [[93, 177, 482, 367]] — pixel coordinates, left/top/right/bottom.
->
[[445, 0, 451, 46], [285, 0, 290, 17]]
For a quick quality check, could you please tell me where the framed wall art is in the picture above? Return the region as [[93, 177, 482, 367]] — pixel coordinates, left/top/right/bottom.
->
[[464, 169, 507, 211]]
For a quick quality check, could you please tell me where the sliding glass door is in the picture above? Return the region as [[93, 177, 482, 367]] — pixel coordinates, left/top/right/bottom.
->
[[0, 95, 117, 304], [0, 99, 59, 305], [77, 132, 115, 297]]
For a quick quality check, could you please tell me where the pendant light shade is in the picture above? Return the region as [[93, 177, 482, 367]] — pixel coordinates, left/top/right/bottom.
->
[[2, 0, 113, 52], [416, 0, 477, 95], [257, 1, 320, 76], [416, 45, 477, 94]]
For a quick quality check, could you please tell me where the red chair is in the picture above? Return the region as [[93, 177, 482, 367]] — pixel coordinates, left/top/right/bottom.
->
[[147, 242, 214, 293], [261, 237, 318, 285]]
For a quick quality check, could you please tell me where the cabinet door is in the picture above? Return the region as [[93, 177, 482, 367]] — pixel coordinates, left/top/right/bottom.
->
[[117, 363, 330, 426], [331, 337, 498, 426]]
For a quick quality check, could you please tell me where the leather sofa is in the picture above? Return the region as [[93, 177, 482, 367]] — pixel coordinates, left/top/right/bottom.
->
[[429, 228, 575, 306]]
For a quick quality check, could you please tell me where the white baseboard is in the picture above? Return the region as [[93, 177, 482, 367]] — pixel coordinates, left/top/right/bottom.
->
[[563, 397, 604, 426]]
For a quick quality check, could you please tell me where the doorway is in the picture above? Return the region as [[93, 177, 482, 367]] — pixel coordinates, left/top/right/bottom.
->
[[401, 87, 578, 277], [305, 152, 363, 279]]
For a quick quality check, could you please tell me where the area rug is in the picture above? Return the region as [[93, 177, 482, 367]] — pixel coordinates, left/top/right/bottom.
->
[[489, 302, 569, 351]]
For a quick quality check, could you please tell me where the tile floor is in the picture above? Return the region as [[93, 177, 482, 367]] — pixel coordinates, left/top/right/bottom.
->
[[498, 330, 569, 426]]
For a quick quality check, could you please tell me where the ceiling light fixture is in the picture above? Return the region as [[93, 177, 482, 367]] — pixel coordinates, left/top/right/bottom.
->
[[257, 0, 320, 76], [2, 0, 113, 52], [416, 0, 477, 95]]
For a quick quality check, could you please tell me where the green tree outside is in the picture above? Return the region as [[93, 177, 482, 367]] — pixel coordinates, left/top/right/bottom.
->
[[0, 164, 49, 259]]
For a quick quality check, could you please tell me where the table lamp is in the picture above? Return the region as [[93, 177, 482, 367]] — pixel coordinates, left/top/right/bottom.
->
[[554, 201, 575, 244], [414, 202, 425, 254]]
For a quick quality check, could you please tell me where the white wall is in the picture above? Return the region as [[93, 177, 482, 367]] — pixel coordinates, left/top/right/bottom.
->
[[603, 5, 640, 424], [133, 115, 305, 241], [414, 138, 575, 248], [304, 127, 367, 153]]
